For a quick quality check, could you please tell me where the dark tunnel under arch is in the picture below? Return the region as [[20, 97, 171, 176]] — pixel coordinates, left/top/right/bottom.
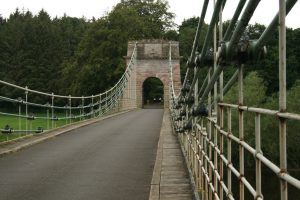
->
[[142, 77, 164, 109]]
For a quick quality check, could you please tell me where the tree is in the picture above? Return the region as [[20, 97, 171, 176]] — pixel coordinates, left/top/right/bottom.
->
[[178, 17, 208, 82], [118, 0, 175, 37], [62, 0, 175, 96], [0, 9, 87, 100], [163, 30, 178, 41], [224, 72, 267, 166], [285, 81, 300, 167]]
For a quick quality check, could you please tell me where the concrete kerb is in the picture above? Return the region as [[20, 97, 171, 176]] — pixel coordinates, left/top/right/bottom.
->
[[0, 109, 137, 157], [149, 109, 166, 200]]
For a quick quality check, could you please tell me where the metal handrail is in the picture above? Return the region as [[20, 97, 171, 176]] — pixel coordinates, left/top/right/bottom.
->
[[169, 1, 300, 200], [0, 43, 136, 99], [0, 43, 137, 130]]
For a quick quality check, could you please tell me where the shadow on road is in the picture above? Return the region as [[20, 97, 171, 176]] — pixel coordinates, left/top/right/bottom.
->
[[143, 103, 163, 109]]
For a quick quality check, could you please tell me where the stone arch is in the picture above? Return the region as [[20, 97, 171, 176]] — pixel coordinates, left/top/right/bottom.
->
[[135, 58, 172, 108], [141, 76, 166, 108]]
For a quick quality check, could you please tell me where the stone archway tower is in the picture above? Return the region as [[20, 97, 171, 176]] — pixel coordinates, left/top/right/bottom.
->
[[121, 39, 181, 109]]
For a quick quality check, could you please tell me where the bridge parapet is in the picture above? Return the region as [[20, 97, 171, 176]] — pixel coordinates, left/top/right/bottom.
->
[[168, 1, 300, 200]]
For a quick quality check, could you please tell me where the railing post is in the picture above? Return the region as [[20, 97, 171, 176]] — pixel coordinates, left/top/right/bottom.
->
[[194, 68, 200, 193], [17, 97, 22, 131], [219, 3, 224, 199], [46, 102, 50, 130], [279, 0, 287, 199], [69, 95, 72, 124], [227, 107, 232, 198], [207, 67, 212, 200], [25, 86, 28, 134], [81, 96, 84, 120], [213, 1, 219, 196], [213, 0, 218, 118], [199, 119, 205, 200], [129, 70, 132, 108], [65, 104, 68, 124], [238, 64, 244, 200], [255, 113, 262, 199], [110, 91, 113, 111], [134, 57, 137, 108], [106, 92, 108, 113], [51, 93, 54, 129], [19, 102, 21, 131], [99, 94, 102, 116], [92, 95, 95, 118]]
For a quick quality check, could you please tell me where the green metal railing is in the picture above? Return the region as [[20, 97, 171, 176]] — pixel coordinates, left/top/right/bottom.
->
[[169, 1, 299, 200], [0, 43, 137, 136]]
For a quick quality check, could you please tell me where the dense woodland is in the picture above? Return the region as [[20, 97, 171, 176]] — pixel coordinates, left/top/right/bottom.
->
[[0, 0, 175, 97], [0, 0, 299, 167]]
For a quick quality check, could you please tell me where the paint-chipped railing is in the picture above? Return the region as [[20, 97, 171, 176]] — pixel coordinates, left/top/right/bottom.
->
[[0, 43, 137, 138], [169, 1, 300, 200]]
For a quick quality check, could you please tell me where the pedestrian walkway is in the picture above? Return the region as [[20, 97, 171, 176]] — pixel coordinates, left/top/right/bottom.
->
[[149, 110, 193, 200]]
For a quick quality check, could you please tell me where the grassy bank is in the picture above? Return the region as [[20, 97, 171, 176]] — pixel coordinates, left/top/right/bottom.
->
[[0, 114, 81, 142]]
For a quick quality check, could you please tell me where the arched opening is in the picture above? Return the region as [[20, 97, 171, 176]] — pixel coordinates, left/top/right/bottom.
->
[[142, 77, 164, 109]]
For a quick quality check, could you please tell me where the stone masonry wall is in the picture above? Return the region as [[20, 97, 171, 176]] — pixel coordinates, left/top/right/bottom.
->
[[121, 39, 181, 109]]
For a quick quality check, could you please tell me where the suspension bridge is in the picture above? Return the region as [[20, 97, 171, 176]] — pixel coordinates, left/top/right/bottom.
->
[[0, 0, 300, 200]]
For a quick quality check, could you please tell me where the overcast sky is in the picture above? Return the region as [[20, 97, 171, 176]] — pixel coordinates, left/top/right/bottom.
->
[[1, 0, 300, 28]]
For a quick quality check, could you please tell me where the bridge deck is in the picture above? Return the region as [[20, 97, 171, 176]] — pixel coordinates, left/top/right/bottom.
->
[[0, 110, 166, 200], [150, 110, 193, 200]]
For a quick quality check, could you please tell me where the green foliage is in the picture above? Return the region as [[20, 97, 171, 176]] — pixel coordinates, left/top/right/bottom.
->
[[224, 72, 268, 166], [224, 71, 267, 106], [224, 72, 300, 168], [118, 0, 175, 35], [286, 81, 300, 167], [252, 25, 300, 94], [0, 114, 80, 142], [178, 17, 209, 82], [61, 0, 175, 96], [0, 5, 300, 168], [163, 30, 178, 41], [0, 9, 87, 99], [0, 1, 175, 97]]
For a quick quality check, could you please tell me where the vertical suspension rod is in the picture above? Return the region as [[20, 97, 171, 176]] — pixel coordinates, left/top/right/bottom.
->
[[181, 0, 210, 91], [186, 0, 225, 98], [219, 4, 224, 200], [194, 0, 262, 109], [213, 0, 218, 115], [197, 0, 224, 66], [279, 0, 287, 199], [238, 64, 245, 200], [213, 1, 219, 196], [198, 73, 209, 98], [188, 0, 210, 67]]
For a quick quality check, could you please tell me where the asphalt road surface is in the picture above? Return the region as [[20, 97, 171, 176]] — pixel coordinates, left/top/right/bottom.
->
[[0, 109, 164, 200]]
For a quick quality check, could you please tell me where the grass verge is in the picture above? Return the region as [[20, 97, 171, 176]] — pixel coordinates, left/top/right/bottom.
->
[[0, 114, 83, 142]]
